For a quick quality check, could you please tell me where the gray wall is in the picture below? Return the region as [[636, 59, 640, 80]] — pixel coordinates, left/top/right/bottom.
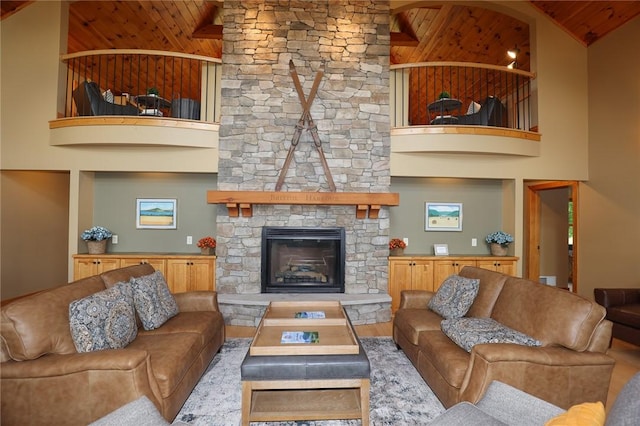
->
[[92, 172, 217, 254], [389, 177, 507, 255]]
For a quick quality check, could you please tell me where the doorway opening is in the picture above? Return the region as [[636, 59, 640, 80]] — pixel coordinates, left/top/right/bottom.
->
[[525, 181, 578, 293]]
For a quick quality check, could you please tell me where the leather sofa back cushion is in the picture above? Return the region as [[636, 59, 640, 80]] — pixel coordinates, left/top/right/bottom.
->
[[459, 266, 507, 318], [0, 276, 106, 360], [491, 277, 606, 351]]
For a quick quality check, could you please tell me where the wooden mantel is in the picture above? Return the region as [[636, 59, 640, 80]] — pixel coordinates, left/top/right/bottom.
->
[[207, 191, 400, 219]]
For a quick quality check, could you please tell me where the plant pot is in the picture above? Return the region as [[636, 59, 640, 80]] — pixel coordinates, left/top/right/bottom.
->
[[200, 247, 215, 255], [390, 248, 404, 256], [490, 243, 508, 256], [87, 240, 107, 255]]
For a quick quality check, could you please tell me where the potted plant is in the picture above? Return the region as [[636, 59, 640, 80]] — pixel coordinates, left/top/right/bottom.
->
[[438, 91, 451, 99], [146, 87, 159, 96], [197, 236, 216, 255], [389, 238, 407, 256], [485, 231, 513, 256], [81, 226, 113, 254]]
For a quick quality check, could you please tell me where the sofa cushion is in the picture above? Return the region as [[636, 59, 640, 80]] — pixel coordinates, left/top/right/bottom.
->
[[130, 271, 179, 331], [138, 311, 224, 348], [127, 332, 202, 398], [458, 266, 507, 318], [101, 264, 156, 288], [69, 282, 138, 352], [428, 275, 479, 319], [393, 308, 443, 345], [491, 278, 606, 351], [417, 330, 470, 388], [441, 317, 541, 353], [1, 276, 106, 360]]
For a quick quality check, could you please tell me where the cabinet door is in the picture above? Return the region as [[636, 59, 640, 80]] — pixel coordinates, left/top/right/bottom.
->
[[120, 258, 167, 276], [165, 258, 214, 293], [98, 258, 121, 274], [189, 258, 214, 291], [166, 259, 191, 293], [411, 260, 434, 292], [388, 259, 413, 313], [74, 258, 120, 279], [433, 259, 476, 291], [476, 259, 516, 276], [74, 258, 98, 279]]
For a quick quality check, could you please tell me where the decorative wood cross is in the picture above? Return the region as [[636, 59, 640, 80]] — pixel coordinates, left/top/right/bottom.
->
[[276, 60, 336, 192]]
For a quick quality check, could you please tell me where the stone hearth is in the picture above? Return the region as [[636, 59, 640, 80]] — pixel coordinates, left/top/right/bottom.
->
[[215, 0, 392, 325]]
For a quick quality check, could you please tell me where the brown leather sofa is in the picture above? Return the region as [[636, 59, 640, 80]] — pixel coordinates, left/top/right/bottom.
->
[[594, 287, 640, 346], [0, 264, 225, 425], [393, 266, 614, 410]]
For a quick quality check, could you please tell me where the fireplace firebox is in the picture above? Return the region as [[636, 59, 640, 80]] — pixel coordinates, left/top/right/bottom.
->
[[261, 227, 345, 293]]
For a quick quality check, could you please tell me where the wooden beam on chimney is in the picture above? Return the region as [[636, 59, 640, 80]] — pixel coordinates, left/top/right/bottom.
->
[[208, 191, 400, 219]]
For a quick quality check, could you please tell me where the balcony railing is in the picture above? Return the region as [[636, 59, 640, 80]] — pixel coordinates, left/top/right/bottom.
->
[[391, 62, 536, 131], [61, 49, 221, 123]]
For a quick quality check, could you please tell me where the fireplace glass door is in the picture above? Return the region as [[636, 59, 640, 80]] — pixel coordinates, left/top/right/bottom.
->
[[261, 227, 345, 293]]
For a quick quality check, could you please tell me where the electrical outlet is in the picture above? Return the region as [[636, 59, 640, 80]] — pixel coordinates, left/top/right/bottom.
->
[[403, 237, 409, 246], [472, 238, 477, 247], [187, 236, 193, 245], [112, 235, 118, 244]]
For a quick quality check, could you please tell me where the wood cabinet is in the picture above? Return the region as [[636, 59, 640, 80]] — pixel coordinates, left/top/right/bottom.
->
[[433, 259, 476, 291], [388, 255, 517, 314], [388, 258, 434, 313], [166, 257, 215, 293], [74, 257, 121, 279], [73, 254, 216, 293]]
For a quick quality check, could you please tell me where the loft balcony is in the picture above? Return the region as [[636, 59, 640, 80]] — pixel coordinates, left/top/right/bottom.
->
[[49, 49, 221, 148], [390, 62, 541, 156], [49, 51, 540, 156]]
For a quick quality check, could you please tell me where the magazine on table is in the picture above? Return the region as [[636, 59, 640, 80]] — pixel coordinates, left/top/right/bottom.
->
[[281, 331, 320, 344], [294, 311, 326, 319]]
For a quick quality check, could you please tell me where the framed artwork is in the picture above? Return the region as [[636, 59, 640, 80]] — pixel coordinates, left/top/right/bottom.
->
[[136, 198, 177, 229], [425, 202, 463, 232]]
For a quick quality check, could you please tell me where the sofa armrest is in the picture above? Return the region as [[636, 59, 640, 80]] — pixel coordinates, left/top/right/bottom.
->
[[594, 288, 640, 308], [173, 291, 220, 312], [460, 344, 615, 409], [399, 290, 434, 309], [1, 349, 159, 425]]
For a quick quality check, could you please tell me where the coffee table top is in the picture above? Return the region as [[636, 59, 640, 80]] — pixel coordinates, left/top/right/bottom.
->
[[249, 301, 359, 356]]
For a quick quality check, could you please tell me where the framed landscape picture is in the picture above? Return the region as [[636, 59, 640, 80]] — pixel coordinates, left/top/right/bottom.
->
[[136, 198, 177, 229], [425, 202, 463, 231]]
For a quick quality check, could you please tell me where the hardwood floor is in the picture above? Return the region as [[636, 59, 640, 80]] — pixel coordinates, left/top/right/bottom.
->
[[226, 322, 640, 412]]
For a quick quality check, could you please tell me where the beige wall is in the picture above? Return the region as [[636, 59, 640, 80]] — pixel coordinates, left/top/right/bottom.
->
[[580, 16, 640, 299], [1, 171, 70, 299]]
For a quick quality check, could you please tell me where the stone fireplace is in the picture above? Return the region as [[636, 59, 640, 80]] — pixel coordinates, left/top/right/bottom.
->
[[215, 0, 392, 325]]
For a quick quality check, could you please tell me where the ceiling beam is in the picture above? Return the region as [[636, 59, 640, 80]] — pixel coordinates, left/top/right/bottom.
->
[[193, 24, 223, 40], [391, 31, 419, 47]]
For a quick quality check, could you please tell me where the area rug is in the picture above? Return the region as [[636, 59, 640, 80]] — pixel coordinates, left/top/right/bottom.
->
[[175, 337, 445, 425]]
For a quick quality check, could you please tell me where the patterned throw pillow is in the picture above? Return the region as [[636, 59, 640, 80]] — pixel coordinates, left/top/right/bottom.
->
[[428, 275, 480, 319], [441, 317, 542, 352], [130, 271, 179, 330], [69, 282, 137, 352]]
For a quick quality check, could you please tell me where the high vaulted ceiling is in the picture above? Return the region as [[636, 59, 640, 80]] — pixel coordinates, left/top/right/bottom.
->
[[2, 1, 639, 70]]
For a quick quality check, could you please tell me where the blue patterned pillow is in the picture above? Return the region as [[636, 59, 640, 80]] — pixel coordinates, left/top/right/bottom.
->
[[69, 282, 137, 352], [441, 317, 542, 352], [130, 271, 179, 330], [428, 275, 480, 319]]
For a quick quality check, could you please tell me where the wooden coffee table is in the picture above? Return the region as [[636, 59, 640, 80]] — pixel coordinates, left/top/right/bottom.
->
[[240, 301, 370, 425]]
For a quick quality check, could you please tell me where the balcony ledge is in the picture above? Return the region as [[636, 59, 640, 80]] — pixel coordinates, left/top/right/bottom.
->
[[49, 117, 219, 148], [391, 126, 541, 157]]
